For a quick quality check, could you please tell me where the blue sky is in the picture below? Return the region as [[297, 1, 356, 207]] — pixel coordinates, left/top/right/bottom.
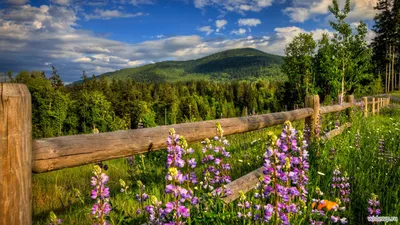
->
[[0, 0, 378, 81]]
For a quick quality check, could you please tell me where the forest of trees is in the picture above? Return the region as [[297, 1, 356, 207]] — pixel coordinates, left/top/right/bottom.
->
[[4, 0, 399, 139], [282, 0, 384, 106], [8, 68, 285, 139], [282, 0, 400, 106], [372, 0, 400, 93]]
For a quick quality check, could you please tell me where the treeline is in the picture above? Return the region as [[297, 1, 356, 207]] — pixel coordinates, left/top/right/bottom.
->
[[9, 70, 285, 139], [6, 0, 395, 139], [281, 0, 384, 106], [372, 0, 400, 93]]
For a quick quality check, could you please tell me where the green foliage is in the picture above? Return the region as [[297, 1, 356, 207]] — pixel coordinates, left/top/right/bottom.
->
[[283, 0, 376, 105], [282, 33, 316, 104], [74, 48, 285, 83], [11, 70, 285, 138], [31, 110, 400, 224]]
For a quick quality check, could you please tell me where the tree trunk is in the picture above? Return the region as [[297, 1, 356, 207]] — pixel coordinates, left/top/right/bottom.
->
[[392, 45, 395, 91], [341, 60, 345, 104], [386, 61, 388, 93], [388, 44, 391, 92], [306, 70, 309, 96]]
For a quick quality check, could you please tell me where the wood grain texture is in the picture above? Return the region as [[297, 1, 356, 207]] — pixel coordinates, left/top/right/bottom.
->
[[321, 122, 351, 141], [0, 83, 32, 225], [363, 97, 368, 117], [319, 103, 353, 114], [372, 98, 376, 114], [305, 95, 320, 137], [220, 167, 263, 204], [346, 95, 354, 119], [378, 98, 381, 109], [32, 108, 314, 173]]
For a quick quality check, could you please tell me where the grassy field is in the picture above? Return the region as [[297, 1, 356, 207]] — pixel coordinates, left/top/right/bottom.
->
[[33, 106, 400, 224]]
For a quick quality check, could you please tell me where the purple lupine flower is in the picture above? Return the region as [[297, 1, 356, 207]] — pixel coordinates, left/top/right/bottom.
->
[[188, 158, 196, 168], [200, 123, 232, 198], [368, 193, 381, 217], [331, 215, 340, 223], [332, 167, 350, 205], [90, 165, 111, 225], [148, 128, 200, 224], [250, 121, 307, 224]]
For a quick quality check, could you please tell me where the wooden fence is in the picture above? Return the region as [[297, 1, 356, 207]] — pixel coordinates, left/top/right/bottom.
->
[[0, 83, 392, 225]]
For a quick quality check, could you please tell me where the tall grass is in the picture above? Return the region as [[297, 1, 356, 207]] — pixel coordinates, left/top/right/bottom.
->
[[32, 107, 400, 224]]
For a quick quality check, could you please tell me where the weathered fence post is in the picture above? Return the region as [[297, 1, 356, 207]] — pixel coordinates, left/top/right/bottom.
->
[[346, 95, 354, 120], [377, 98, 380, 114], [305, 95, 320, 137], [372, 98, 375, 115], [363, 97, 368, 117], [0, 83, 32, 225]]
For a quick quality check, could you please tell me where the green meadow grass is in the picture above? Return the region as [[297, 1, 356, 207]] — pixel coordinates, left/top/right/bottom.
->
[[32, 107, 400, 224]]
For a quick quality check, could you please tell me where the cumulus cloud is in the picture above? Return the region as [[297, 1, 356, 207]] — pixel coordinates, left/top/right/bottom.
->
[[284, 0, 378, 23], [194, 0, 273, 13], [197, 26, 214, 35], [0, 4, 341, 82], [231, 28, 246, 35], [215, 19, 227, 32], [84, 9, 145, 20], [238, 18, 262, 27]]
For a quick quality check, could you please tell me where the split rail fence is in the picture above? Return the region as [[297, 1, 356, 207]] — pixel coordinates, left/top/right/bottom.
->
[[0, 83, 393, 225]]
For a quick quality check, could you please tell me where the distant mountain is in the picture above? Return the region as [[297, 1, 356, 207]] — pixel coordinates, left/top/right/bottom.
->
[[76, 48, 284, 83]]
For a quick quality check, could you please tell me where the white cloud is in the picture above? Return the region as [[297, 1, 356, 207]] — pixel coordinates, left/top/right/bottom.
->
[[231, 28, 246, 35], [0, 4, 346, 82], [284, 0, 378, 23], [156, 34, 165, 38], [84, 9, 145, 20], [366, 29, 376, 44], [197, 26, 214, 35], [194, 0, 273, 13], [215, 19, 227, 32], [238, 18, 261, 27]]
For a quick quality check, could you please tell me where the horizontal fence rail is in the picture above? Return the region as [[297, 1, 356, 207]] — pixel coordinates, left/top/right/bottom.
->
[[0, 83, 394, 225], [320, 103, 353, 114], [32, 108, 314, 173]]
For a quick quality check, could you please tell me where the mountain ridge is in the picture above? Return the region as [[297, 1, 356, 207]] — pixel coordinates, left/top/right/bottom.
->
[[75, 48, 284, 84]]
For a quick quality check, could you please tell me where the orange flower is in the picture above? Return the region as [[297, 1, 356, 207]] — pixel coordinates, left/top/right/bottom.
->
[[312, 200, 338, 211]]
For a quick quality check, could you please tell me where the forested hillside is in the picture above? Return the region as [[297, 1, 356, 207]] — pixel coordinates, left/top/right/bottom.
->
[[10, 69, 285, 139], [79, 48, 284, 83]]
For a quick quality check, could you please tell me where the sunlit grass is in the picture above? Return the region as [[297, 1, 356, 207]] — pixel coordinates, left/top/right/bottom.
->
[[32, 107, 400, 224]]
